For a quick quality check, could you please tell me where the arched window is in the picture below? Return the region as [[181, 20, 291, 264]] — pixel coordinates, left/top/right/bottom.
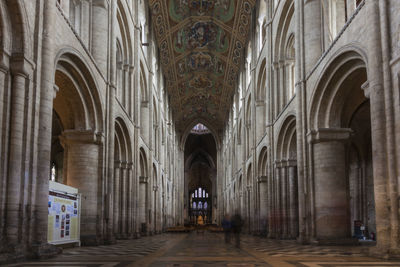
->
[[50, 163, 57, 181], [193, 202, 197, 209]]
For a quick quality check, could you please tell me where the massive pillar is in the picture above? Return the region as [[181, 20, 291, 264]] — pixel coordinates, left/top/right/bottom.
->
[[91, 0, 108, 75], [113, 161, 121, 236], [6, 56, 34, 246], [62, 130, 103, 245], [121, 162, 128, 237], [281, 161, 288, 238], [309, 128, 352, 242], [138, 176, 148, 235], [304, 0, 323, 73], [288, 160, 298, 238], [258, 176, 268, 235]]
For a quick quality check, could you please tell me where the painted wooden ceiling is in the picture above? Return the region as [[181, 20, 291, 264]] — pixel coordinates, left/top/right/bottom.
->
[[149, 0, 255, 134]]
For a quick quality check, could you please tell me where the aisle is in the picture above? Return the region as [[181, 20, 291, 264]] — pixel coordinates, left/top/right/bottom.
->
[[5, 232, 400, 266]]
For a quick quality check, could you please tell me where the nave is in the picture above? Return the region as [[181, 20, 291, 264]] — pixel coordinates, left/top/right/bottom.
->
[[6, 232, 400, 267]]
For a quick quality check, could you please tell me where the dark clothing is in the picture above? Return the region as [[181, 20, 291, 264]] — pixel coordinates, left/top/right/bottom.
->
[[222, 218, 231, 243], [231, 214, 243, 233], [231, 214, 243, 248]]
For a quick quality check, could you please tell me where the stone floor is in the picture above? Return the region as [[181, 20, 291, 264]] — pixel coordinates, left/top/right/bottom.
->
[[5, 232, 400, 267]]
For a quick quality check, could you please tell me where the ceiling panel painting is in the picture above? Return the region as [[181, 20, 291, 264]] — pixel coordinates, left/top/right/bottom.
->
[[149, 0, 255, 134]]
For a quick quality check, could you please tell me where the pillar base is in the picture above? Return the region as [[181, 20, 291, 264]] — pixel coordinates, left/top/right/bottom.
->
[[311, 238, 359, 246], [369, 246, 400, 260], [103, 236, 117, 245], [0, 243, 26, 264], [80, 235, 101, 246], [30, 242, 61, 259]]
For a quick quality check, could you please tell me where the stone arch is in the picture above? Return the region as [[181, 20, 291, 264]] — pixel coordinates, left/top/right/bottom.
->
[[309, 49, 368, 129], [139, 61, 148, 102], [54, 50, 104, 131], [258, 146, 268, 177], [257, 146, 269, 235], [52, 50, 104, 244], [256, 59, 267, 101], [0, 0, 31, 58], [113, 117, 133, 237], [276, 114, 296, 160], [180, 118, 221, 150], [274, 0, 295, 111], [245, 95, 252, 157], [308, 48, 374, 242], [140, 61, 149, 141], [274, 114, 298, 239]]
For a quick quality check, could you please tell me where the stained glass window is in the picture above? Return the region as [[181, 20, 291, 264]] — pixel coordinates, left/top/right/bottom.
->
[[206, 193, 208, 198], [203, 191, 205, 198], [193, 202, 197, 209], [195, 191, 197, 198], [204, 202, 208, 210], [198, 201, 202, 209]]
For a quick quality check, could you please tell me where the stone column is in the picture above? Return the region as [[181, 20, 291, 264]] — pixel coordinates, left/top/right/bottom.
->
[[61, 130, 103, 245], [304, 0, 323, 73], [279, 60, 285, 111], [34, 0, 57, 255], [288, 160, 298, 238], [6, 56, 34, 246], [0, 56, 9, 239], [153, 185, 158, 234], [80, 0, 90, 47], [121, 161, 128, 237], [274, 161, 282, 237], [272, 62, 279, 117], [127, 162, 134, 237], [91, 0, 108, 75], [139, 176, 148, 234], [268, 171, 274, 238], [308, 128, 352, 241], [113, 161, 121, 236], [281, 161, 288, 238], [258, 176, 268, 235]]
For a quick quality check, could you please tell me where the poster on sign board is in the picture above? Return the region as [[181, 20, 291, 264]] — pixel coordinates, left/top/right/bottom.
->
[[47, 181, 80, 245]]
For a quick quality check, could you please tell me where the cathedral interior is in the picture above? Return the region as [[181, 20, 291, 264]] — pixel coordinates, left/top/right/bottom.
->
[[1, 0, 400, 266]]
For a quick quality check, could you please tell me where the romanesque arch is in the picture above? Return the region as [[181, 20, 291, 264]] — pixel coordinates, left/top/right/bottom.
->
[[138, 147, 148, 234], [275, 115, 298, 239], [114, 117, 133, 238], [309, 49, 374, 242], [52, 50, 104, 244], [273, 0, 295, 115]]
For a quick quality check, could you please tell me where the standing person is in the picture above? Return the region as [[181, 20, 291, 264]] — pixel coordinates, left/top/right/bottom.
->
[[222, 214, 231, 243], [231, 213, 243, 248]]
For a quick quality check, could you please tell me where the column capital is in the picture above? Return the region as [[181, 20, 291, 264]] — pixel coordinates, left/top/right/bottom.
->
[[274, 160, 283, 168], [120, 161, 128, 169], [139, 176, 148, 184], [114, 160, 122, 168], [127, 162, 134, 170], [92, 0, 108, 8], [257, 176, 268, 183], [10, 53, 35, 77], [60, 130, 104, 145], [153, 186, 158, 192], [307, 128, 353, 144], [361, 80, 370, 99]]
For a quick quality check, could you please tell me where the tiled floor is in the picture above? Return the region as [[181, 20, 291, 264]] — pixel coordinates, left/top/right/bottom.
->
[[5, 232, 400, 267]]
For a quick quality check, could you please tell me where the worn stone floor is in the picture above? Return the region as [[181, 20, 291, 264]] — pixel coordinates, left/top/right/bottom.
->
[[5, 232, 400, 267]]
